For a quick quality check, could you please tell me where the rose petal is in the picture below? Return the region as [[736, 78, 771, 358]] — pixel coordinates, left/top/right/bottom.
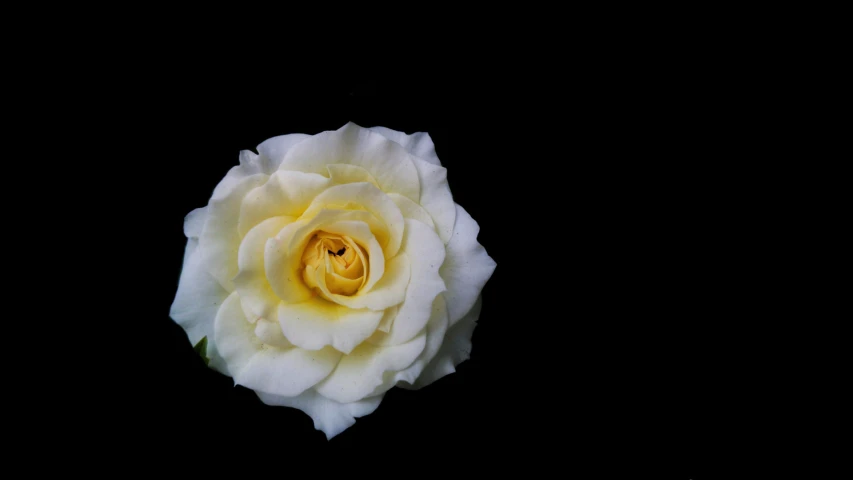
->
[[210, 151, 269, 202], [279, 122, 420, 202], [367, 219, 446, 346], [326, 163, 380, 188], [277, 299, 384, 355], [237, 347, 341, 398], [440, 204, 496, 326], [237, 170, 331, 237], [256, 134, 311, 172], [254, 318, 293, 349], [378, 294, 448, 390], [183, 206, 207, 238], [264, 211, 385, 304], [256, 389, 383, 440], [329, 236, 365, 280], [369, 126, 441, 166], [411, 156, 456, 244], [376, 305, 398, 333], [300, 182, 404, 258], [314, 252, 409, 311], [198, 173, 269, 291], [405, 295, 481, 390], [307, 220, 385, 294], [387, 193, 435, 229], [169, 237, 229, 374], [321, 269, 362, 296], [314, 329, 427, 404], [214, 292, 342, 397], [233, 216, 295, 322]]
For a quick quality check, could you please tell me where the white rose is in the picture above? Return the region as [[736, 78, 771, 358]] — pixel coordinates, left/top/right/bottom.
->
[[170, 122, 495, 439]]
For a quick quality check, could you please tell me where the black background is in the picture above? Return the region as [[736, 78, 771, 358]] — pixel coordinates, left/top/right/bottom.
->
[[102, 81, 726, 475]]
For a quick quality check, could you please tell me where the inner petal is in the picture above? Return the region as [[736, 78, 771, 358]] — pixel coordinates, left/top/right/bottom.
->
[[266, 210, 382, 304], [331, 236, 365, 280], [301, 231, 368, 298]]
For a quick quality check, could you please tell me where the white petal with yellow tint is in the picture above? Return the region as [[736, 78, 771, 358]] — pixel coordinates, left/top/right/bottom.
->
[[440, 204, 496, 326], [254, 318, 292, 349], [277, 299, 383, 355], [314, 253, 409, 311], [368, 219, 446, 346], [325, 163, 379, 188], [377, 295, 448, 390], [214, 292, 342, 397], [387, 193, 435, 229], [233, 215, 295, 322], [257, 390, 383, 440], [315, 330, 427, 404], [368, 126, 441, 167], [170, 236, 229, 374], [406, 295, 481, 390], [237, 170, 330, 237], [256, 133, 311, 171], [279, 122, 421, 202], [198, 173, 268, 291], [376, 305, 398, 333], [263, 219, 317, 304], [301, 182, 404, 258]]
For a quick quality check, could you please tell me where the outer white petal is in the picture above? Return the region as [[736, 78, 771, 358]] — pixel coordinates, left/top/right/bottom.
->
[[198, 173, 269, 291], [256, 134, 311, 172], [277, 300, 384, 355], [367, 219, 446, 346], [169, 236, 229, 374], [315, 330, 427, 404], [233, 215, 296, 322], [210, 151, 271, 202], [411, 156, 456, 244], [369, 126, 441, 166], [406, 295, 482, 390], [279, 122, 421, 202], [440, 204, 496, 326], [237, 348, 341, 398], [183, 206, 208, 238], [237, 171, 330, 237], [377, 295, 448, 391], [257, 390, 383, 440], [215, 292, 342, 397], [387, 193, 435, 229]]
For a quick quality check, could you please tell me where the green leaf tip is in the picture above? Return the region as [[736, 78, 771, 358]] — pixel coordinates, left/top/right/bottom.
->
[[193, 336, 210, 366]]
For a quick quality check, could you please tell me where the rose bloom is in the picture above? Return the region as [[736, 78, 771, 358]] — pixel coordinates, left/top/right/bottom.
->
[[170, 123, 495, 438]]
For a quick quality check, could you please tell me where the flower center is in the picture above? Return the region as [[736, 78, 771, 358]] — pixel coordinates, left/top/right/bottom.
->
[[301, 232, 367, 297]]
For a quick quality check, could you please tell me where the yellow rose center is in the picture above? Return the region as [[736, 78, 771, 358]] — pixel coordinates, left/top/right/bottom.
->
[[301, 232, 368, 298]]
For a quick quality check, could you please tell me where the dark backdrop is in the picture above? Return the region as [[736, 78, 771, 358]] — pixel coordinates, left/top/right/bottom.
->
[[115, 84, 723, 475]]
